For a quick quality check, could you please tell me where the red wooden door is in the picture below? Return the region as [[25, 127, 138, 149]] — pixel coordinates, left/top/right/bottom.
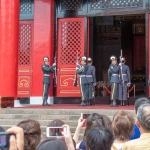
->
[[56, 18, 85, 97], [17, 21, 33, 97], [148, 14, 150, 97]]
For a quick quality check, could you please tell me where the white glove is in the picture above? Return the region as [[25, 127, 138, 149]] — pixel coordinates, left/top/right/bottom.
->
[[78, 66, 84, 72], [127, 82, 131, 87], [53, 63, 56, 67], [93, 83, 96, 87], [119, 63, 122, 66], [76, 67, 79, 70]]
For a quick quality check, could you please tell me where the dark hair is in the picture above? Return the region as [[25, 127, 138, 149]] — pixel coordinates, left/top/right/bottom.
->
[[134, 97, 150, 113], [47, 119, 65, 127], [137, 104, 150, 131], [112, 110, 134, 141], [84, 113, 112, 139], [47, 119, 65, 136], [17, 119, 41, 150], [36, 137, 67, 150], [86, 127, 114, 150]]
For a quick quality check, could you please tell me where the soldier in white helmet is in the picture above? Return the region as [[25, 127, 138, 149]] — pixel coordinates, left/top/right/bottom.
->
[[108, 56, 121, 107], [76, 56, 89, 106], [41, 57, 56, 106], [86, 57, 96, 105], [119, 57, 131, 106]]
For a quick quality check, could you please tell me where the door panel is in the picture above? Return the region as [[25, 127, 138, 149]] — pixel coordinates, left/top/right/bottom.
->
[[56, 18, 85, 97], [17, 21, 33, 97]]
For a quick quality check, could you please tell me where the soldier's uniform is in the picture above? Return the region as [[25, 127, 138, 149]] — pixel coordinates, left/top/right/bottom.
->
[[119, 57, 131, 105], [108, 56, 120, 107], [42, 57, 55, 106], [87, 57, 96, 105], [76, 56, 89, 106]]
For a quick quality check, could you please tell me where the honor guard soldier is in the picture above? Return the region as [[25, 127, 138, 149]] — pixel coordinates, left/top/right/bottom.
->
[[108, 56, 120, 107], [42, 57, 56, 106], [76, 56, 89, 106], [87, 57, 96, 105], [119, 57, 131, 106]]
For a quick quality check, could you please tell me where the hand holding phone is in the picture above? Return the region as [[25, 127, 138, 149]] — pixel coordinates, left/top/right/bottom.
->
[[0, 132, 11, 148], [62, 125, 75, 150], [7, 126, 24, 150], [76, 117, 85, 129], [81, 113, 91, 127], [46, 127, 66, 138]]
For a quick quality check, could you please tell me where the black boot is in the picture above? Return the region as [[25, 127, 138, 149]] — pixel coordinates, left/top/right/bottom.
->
[[80, 101, 87, 106], [42, 101, 44, 106], [92, 99, 95, 105], [89, 99, 92, 105], [42, 99, 47, 106], [46, 99, 51, 106], [112, 103, 118, 107], [120, 100, 123, 106], [110, 101, 113, 107], [122, 100, 126, 106], [87, 100, 90, 106], [90, 99, 94, 105]]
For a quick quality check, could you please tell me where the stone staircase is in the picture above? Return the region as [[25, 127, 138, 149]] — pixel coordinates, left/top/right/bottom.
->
[[0, 108, 135, 141]]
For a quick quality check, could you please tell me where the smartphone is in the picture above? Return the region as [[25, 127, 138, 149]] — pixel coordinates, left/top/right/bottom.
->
[[0, 132, 12, 148], [46, 127, 67, 138], [81, 113, 91, 127]]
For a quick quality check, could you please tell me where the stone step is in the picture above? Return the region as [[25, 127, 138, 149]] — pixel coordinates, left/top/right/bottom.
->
[[0, 108, 135, 116], [0, 114, 114, 121], [0, 119, 81, 126], [0, 108, 135, 142], [0, 114, 80, 120]]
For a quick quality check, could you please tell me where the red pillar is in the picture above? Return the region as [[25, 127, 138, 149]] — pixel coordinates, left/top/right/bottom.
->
[[148, 14, 150, 97], [0, 0, 20, 98], [32, 0, 54, 97]]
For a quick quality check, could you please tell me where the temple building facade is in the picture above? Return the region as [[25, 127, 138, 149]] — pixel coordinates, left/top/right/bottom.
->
[[0, 0, 150, 105]]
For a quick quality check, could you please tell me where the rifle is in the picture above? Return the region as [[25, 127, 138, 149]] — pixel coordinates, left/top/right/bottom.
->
[[53, 51, 57, 87], [73, 51, 80, 87], [120, 49, 124, 84]]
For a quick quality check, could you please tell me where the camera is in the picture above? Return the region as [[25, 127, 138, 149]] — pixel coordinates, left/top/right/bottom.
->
[[81, 113, 91, 127], [46, 127, 67, 138], [0, 132, 12, 148]]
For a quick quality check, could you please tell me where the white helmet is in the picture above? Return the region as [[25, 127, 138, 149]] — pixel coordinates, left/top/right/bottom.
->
[[43, 57, 49, 62], [87, 57, 92, 62], [81, 56, 86, 61], [110, 56, 117, 61]]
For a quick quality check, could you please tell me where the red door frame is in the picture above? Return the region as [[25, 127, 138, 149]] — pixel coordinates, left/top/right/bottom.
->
[[56, 18, 87, 97]]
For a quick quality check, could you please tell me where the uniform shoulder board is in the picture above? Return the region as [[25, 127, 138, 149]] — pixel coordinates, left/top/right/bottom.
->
[[42, 65, 45, 67], [111, 66, 113, 69]]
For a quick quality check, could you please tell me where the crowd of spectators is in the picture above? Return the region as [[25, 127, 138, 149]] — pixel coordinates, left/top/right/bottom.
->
[[0, 97, 150, 150]]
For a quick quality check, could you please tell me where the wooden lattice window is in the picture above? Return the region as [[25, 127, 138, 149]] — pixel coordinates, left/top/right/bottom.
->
[[91, 0, 143, 9], [20, 0, 34, 20], [60, 21, 82, 64], [18, 23, 32, 66], [133, 36, 145, 71], [61, 0, 83, 11], [20, 0, 33, 14]]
